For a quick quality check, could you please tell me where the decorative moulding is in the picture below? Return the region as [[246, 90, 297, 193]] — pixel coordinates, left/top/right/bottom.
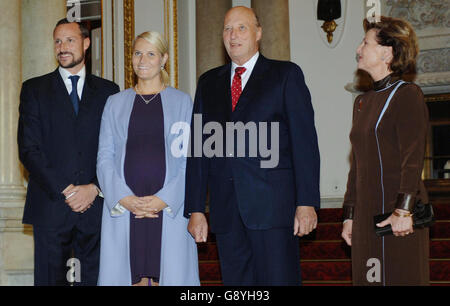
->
[[382, 0, 450, 51]]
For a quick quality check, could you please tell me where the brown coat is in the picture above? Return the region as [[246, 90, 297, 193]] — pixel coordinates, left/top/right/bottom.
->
[[343, 81, 430, 285]]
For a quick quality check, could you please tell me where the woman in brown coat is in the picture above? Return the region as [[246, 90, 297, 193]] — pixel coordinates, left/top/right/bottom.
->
[[341, 16, 429, 286]]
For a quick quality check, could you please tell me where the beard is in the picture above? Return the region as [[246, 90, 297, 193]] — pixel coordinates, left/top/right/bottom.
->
[[57, 52, 85, 69]]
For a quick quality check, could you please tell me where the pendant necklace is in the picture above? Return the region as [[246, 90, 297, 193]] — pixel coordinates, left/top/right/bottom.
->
[[135, 84, 165, 104]]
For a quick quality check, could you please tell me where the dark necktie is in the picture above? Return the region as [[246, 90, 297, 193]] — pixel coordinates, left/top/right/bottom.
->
[[231, 67, 246, 112], [69, 75, 80, 115]]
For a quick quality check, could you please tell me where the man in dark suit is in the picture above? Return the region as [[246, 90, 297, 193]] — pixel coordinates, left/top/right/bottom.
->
[[184, 6, 320, 285], [17, 19, 120, 285]]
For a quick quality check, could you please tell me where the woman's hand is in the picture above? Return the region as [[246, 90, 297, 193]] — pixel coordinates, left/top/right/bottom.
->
[[376, 209, 414, 237], [134, 195, 168, 219], [342, 220, 353, 246], [119, 195, 148, 216]]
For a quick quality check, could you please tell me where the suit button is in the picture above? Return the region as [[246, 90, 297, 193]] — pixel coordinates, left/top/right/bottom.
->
[[78, 152, 82, 156], [229, 178, 233, 181]]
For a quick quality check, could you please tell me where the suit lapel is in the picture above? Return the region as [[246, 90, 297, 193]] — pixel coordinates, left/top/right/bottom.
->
[[51, 69, 77, 120], [231, 55, 268, 119], [80, 74, 97, 115], [216, 63, 233, 121]]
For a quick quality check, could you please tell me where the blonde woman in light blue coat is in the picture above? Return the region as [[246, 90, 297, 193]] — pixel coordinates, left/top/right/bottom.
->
[[96, 31, 199, 286]]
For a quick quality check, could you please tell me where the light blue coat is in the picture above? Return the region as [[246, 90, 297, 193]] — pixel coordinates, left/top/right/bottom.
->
[[96, 87, 199, 286]]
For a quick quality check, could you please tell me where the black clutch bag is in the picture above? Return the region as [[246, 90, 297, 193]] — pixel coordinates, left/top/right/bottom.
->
[[373, 202, 435, 237]]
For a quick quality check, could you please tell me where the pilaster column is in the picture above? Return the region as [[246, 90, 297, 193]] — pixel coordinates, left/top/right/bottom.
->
[[0, 0, 66, 286], [0, 0, 33, 286], [0, 0, 25, 202], [252, 0, 290, 61], [196, 0, 232, 79]]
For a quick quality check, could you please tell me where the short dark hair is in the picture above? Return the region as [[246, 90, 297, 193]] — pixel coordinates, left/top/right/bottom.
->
[[54, 18, 90, 39], [363, 16, 418, 77]]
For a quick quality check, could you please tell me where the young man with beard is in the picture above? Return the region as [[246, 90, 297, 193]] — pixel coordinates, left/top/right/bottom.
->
[[18, 19, 119, 285]]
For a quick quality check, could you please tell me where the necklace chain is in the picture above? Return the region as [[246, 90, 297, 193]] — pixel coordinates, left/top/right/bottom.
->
[[135, 84, 165, 104], [138, 92, 159, 104]]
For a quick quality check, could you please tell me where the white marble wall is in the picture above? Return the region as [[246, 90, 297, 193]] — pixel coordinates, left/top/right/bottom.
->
[[289, 0, 366, 207]]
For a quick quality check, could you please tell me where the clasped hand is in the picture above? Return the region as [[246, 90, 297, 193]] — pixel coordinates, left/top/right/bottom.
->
[[63, 184, 98, 213], [119, 195, 168, 218]]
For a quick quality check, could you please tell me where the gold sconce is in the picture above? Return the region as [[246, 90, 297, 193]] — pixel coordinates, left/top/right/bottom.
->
[[317, 0, 342, 44]]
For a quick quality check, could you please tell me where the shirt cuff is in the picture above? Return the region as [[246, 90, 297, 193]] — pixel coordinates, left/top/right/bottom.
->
[[93, 185, 104, 198], [111, 202, 126, 216], [342, 206, 354, 221]]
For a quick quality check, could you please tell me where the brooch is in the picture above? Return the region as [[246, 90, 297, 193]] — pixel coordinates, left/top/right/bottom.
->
[[358, 100, 363, 112]]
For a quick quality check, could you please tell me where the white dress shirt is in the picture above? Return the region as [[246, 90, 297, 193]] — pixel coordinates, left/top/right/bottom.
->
[[58, 65, 86, 100], [230, 52, 260, 90]]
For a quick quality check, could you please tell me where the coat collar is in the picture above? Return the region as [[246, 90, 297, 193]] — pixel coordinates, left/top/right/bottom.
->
[[80, 73, 97, 108], [373, 73, 401, 92], [216, 63, 233, 117], [51, 68, 76, 119]]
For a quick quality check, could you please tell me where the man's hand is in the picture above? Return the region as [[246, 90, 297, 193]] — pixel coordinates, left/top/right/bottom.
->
[[342, 220, 353, 246], [134, 195, 168, 219], [63, 184, 98, 213], [188, 212, 208, 243], [293, 206, 318, 237]]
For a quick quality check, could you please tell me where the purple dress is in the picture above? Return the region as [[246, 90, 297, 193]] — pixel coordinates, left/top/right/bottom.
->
[[124, 93, 165, 284]]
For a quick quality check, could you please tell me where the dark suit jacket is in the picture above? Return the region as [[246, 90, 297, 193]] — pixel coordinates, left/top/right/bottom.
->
[[18, 68, 120, 229], [184, 54, 320, 233]]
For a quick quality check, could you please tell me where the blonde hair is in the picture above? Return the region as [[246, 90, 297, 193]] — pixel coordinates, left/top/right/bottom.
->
[[133, 31, 170, 86]]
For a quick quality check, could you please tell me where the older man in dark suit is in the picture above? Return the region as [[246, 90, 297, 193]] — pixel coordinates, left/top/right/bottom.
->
[[184, 7, 321, 285], [18, 19, 119, 285]]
